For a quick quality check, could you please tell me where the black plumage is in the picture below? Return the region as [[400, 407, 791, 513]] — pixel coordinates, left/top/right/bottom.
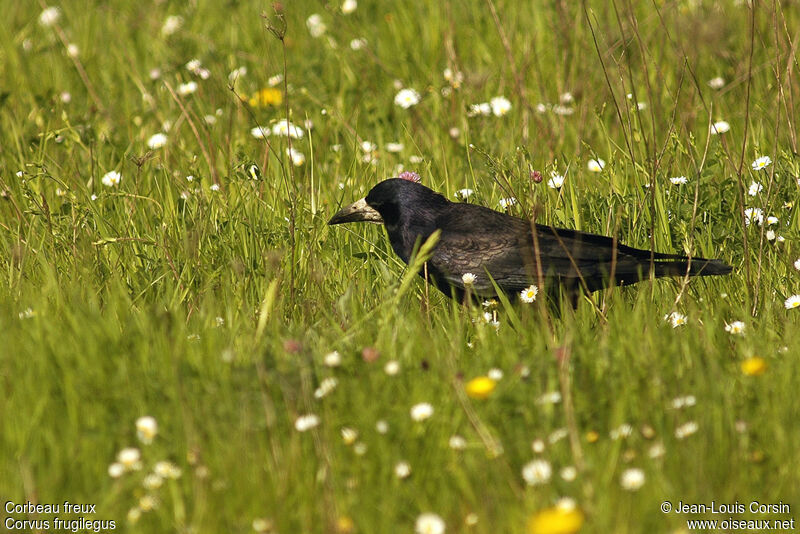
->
[[328, 178, 732, 304]]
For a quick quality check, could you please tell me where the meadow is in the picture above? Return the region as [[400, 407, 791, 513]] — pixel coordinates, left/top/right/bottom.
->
[[1, 0, 799, 532]]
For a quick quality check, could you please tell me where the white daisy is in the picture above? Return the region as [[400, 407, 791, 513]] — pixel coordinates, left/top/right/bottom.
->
[[531, 439, 545, 453], [410, 402, 433, 421], [443, 68, 464, 88], [341, 427, 358, 445], [323, 351, 341, 367], [520, 284, 538, 303], [747, 181, 763, 196], [664, 311, 687, 328], [39, 6, 61, 27], [117, 448, 142, 471], [101, 171, 121, 187], [766, 216, 779, 225], [136, 416, 158, 444], [766, 230, 776, 241], [587, 158, 605, 172], [744, 207, 764, 226], [349, 37, 367, 50], [294, 414, 320, 432], [648, 442, 666, 458], [286, 148, 305, 166], [467, 102, 491, 117], [620, 468, 645, 490], [560, 466, 577, 481], [670, 395, 696, 409], [143, 474, 163, 490], [66, 43, 79, 58], [386, 142, 404, 153], [138, 495, 157, 511], [461, 273, 477, 286], [487, 368, 503, 380], [548, 428, 568, 444], [313, 377, 338, 399], [394, 88, 421, 109], [521, 459, 552, 486], [147, 133, 167, 150], [498, 197, 517, 209], [341, 0, 357, 14], [360, 140, 377, 153], [228, 66, 247, 83], [610, 423, 633, 439], [794, 258, 800, 271], [154, 461, 182, 479], [161, 15, 183, 36], [306, 14, 327, 38], [108, 463, 125, 478], [448, 435, 467, 450], [670, 176, 688, 185], [725, 321, 745, 335], [553, 105, 575, 116], [547, 173, 565, 189], [127, 507, 142, 524], [268, 74, 283, 87], [177, 81, 198, 96], [675, 421, 699, 439], [751, 155, 772, 171], [185, 59, 202, 73], [272, 119, 304, 138], [394, 461, 411, 479], [785, 295, 800, 310], [490, 96, 512, 116], [707, 77, 725, 89], [384, 360, 400, 376], [710, 120, 730, 134], [536, 391, 562, 405], [455, 188, 474, 200], [415, 513, 445, 534], [560, 92, 574, 104], [375, 420, 389, 434]]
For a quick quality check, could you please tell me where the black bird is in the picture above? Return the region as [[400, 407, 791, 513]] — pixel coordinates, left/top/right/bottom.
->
[[328, 178, 732, 305]]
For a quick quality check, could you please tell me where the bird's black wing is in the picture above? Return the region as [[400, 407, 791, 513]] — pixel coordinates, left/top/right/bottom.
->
[[428, 204, 540, 296], [428, 203, 663, 296]]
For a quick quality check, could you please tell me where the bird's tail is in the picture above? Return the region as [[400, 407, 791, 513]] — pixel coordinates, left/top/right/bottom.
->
[[651, 256, 732, 278]]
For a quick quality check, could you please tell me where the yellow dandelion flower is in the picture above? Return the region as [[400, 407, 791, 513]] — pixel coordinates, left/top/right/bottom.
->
[[741, 356, 767, 376], [336, 516, 355, 533], [585, 430, 599, 443], [465, 376, 496, 399], [527, 505, 584, 534], [249, 88, 283, 107]]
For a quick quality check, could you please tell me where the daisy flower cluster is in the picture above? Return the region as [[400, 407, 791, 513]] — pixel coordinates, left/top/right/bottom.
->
[[106, 416, 183, 525], [467, 96, 512, 117], [740, 153, 788, 242], [535, 92, 577, 116]]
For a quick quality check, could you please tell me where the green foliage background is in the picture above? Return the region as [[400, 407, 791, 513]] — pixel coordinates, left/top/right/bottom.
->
[[1, 1, 799, 532]]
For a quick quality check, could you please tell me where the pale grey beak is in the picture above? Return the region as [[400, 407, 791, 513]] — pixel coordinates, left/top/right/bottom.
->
[[328, 197, 384, 225]]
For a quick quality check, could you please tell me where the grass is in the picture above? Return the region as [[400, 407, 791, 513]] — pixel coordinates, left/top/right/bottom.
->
[[1, 0, 799, 532]]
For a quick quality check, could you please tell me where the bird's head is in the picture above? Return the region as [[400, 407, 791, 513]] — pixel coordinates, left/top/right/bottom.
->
[[328, 178, 448, 228]]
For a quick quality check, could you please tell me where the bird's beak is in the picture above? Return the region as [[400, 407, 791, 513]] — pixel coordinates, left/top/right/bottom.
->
[[328, 198, 384, 225]]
